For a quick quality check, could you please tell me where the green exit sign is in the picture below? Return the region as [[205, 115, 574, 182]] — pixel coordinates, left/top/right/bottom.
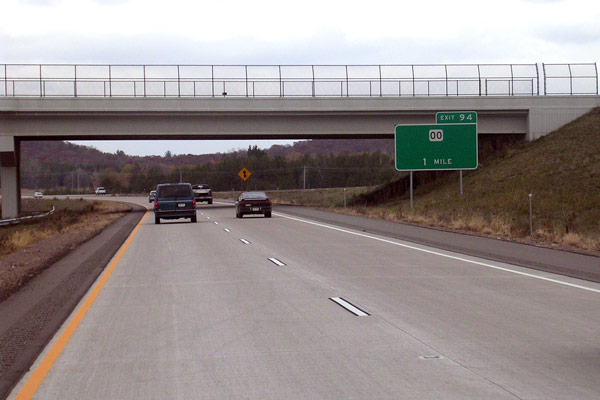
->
[[395, 123, 478, 171], [436, 111, 477, 124]]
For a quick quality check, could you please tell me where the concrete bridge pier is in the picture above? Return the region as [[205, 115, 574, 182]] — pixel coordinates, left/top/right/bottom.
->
[[0, 136, 20, 219]]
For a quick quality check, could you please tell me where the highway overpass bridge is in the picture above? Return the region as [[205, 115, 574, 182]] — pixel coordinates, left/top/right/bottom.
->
[[1, 63, 599, 218]]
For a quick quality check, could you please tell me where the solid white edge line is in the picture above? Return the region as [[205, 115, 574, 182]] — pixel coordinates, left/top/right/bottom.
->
[[268, 257, 286, 267], [330, 297, 369, 317], [273, 212, 600, 294]]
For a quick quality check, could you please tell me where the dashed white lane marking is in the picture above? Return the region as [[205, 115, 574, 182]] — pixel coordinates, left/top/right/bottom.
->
[[224, 228, 231, 232], [329, 297, 370, 317], [268, 257, 286, 267], [214, 221, 219, 225], [274, 212, 600, 294], [240, 239, 251, 245]]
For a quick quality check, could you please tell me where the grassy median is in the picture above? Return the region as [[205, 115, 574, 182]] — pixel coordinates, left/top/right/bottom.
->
[[0, 198, 131, 300]]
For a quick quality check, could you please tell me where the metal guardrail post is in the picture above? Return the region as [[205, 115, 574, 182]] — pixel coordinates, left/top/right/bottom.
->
[[444, 65, 448, 96], [211, 65, 214, 97], [568, 63, 573, 95], [177, 65, 181, 97], [535, 63, 539, 96], [278, 65, 282, 97], [73, 65, 76, 97], [108, 65, 112, 97], [39, 64, 42, 98], [595, 62, 599, 94], [143, 65, 146, 97], [345, 65, 349, 97], [510, 64, 514, 96], [379, 65, 382, 97], [477, 65, 481, 96], [542, 63, 546, 95], [311, 65, 315, 97], [411, 65, 415, 96]]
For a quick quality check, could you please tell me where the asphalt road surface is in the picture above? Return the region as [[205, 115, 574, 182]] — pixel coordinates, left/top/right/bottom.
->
[[9, 197, 600, 399]]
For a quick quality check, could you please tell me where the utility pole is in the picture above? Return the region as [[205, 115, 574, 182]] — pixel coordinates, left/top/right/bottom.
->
[[303, 166, 306, 190]]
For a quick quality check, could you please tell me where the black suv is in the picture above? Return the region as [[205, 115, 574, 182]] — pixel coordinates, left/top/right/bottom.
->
[[153, 183, 197, 224]]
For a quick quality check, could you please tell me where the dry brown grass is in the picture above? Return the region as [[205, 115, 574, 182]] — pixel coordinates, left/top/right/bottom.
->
[[340, 109, 600, 254], [0, 199, 131, 301], [0, 199, 130, 256], [221, 110, 600, 255]]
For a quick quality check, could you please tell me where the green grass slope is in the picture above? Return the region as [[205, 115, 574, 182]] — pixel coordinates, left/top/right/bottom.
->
[[352, 108, 600, 253]]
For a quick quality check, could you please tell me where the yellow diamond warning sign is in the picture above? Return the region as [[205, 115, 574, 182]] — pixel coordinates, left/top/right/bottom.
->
[[238, 168, 251, 181]]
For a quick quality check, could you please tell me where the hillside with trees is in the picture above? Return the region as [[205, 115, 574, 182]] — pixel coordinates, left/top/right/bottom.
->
[[19, 139, 396, 193]]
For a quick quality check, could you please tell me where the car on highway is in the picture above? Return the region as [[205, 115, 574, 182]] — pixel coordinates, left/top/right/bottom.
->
[[154, 183, 196, 224], [235, 191, 272, 218], [33, 191, 44, 199], [192, 184, 213, 204], [148, 190, 156, 203], [95, 187, 106, 195]]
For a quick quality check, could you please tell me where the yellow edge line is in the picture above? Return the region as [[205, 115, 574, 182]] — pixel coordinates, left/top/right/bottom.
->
[[14, 209, 149, 400]]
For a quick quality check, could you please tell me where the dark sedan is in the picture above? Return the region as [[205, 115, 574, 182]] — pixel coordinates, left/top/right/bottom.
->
[[236, 191, 272, 218]]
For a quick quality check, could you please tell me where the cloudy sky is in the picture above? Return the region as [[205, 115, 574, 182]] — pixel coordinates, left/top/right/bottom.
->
[[2, 0, 599, 156]]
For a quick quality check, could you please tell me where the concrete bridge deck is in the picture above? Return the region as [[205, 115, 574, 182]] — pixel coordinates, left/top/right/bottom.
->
[[1, 95, 600, 218]]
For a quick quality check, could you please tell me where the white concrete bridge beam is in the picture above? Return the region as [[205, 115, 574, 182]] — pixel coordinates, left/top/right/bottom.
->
[[0, 136, 20, 219]]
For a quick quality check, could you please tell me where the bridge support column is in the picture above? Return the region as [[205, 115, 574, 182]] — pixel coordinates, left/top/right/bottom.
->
[[0, 136, 21, 219]]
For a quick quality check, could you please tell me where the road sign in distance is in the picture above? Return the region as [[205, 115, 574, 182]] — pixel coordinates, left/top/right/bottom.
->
[[395, 123, 477, 171], [436, 111, 477, 124], [238, 168, 252, 181]]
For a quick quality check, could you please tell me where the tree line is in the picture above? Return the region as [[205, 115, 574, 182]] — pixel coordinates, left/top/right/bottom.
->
[[21, 146, 398, 194]]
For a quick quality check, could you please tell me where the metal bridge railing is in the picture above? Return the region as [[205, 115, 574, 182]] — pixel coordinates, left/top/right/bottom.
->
[[0, 63, 597, 98]]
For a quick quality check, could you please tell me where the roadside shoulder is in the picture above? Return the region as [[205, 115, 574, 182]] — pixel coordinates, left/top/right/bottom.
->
[[274, 204, 600, 283], [0, 204, 146, 399]]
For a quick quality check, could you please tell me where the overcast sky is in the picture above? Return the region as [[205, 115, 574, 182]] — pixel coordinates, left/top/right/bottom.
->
[[2, 0, 599, 156]]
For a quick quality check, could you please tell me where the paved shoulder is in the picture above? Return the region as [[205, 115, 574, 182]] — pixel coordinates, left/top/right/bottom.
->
[[0, 205, 146, 399], [274, 205, 600, 282]]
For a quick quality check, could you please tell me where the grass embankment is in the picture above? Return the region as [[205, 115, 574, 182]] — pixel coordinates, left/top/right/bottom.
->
[[217, 109, 600, 254], [348, 109, 600, 252], [0, 198, 131, 300]]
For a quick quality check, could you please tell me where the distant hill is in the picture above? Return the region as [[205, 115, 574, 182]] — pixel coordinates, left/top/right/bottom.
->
[[21, 138, 394, 168]]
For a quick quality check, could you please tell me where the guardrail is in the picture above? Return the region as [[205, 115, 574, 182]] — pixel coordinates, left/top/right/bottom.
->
[[0, 206, 55, 227], [0, 63, 597, 98]]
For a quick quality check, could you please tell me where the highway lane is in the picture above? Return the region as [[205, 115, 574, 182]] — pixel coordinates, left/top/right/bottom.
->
[[10, 197, 600, 399]]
